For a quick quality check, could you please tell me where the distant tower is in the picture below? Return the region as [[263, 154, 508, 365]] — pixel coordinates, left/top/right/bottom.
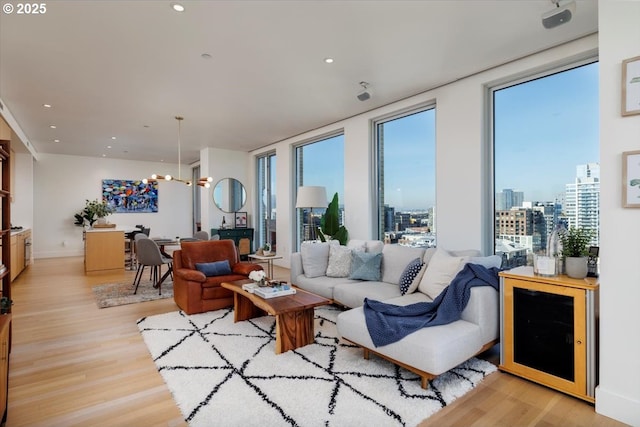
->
[[496, 188, 524, 211], [565, 163, 599, 245]]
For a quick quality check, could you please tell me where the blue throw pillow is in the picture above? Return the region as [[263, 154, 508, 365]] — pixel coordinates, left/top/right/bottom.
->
[[399, 257, 425, 295], [195, 260, 232, 277], [349, 252, 382, 281]]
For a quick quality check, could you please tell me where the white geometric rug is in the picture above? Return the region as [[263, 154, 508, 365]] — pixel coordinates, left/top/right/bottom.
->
[[138, 306, 496, 427]]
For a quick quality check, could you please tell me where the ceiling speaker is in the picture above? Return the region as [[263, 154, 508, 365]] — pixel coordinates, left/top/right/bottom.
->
[[542, 0, 575, 29], [357, 91, 371, 102]]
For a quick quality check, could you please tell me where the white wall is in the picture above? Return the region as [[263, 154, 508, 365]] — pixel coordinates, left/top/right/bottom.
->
[[200, 147, 252, 236], [596, 1, 640, 425], [12, 152, 34, 230], [34, 153, 192, 258]]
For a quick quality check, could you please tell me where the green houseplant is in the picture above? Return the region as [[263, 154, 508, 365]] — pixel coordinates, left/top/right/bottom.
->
[[74, 199, 115, 227], [559, 226, 594, 279], [318, 192, 349, 245]]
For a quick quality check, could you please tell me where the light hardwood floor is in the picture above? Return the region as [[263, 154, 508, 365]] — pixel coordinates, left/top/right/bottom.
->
[[6, 257, 626, 427]]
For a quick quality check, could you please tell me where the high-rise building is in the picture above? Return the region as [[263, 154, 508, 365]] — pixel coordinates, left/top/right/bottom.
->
[[496, 188, 524, 211], [565, 163, 600, 245]]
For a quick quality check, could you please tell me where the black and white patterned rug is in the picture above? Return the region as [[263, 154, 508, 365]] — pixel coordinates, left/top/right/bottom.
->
[[138, 306, 496, 427]]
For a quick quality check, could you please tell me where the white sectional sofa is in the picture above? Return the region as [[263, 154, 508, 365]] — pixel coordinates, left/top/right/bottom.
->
[[290, 239, 501, 388]]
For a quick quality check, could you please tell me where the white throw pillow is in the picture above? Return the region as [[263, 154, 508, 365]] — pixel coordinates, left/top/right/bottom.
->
[[300, 241, 330, 278], [326, 245, 353, 278], [418, 248, 468, 299]]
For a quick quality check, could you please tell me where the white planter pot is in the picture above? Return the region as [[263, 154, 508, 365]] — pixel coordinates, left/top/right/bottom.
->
[[565, 256, 588, 279]]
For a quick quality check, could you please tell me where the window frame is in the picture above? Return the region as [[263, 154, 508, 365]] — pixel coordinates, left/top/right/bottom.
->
[[487, 54, 599, 258], [372, 102, 437, 242]]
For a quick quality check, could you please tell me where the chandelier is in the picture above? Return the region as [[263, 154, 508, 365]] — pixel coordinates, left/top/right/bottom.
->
[[142, 116, 213, 188]]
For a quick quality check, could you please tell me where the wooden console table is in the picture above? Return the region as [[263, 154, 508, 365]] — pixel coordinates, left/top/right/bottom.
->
[[499, 266, 598, 403]]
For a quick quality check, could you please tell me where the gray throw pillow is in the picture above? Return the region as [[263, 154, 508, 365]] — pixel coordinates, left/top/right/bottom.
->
[[300, 241, 330, 278], [349, 251, 382, 281]]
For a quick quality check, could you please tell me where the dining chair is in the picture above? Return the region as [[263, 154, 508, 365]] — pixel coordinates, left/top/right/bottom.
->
[[193, 230, 209, 240], [210, 234, 220, 241], [133, 237, 172, 295], [238, 237, 251, 261]]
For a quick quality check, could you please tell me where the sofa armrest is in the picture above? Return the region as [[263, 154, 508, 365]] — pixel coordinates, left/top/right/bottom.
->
[[461, 286, 499, 345], [290, 252, 304, 282], [174, 268, 206, 283], [232, 262, 263, 276]]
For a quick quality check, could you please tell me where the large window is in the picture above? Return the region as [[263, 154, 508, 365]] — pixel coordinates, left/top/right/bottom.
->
[[294, 133, 344, 249], [374, 107, 436, 246], [256, 152, 276, 251], [492, 60, 599, 268]]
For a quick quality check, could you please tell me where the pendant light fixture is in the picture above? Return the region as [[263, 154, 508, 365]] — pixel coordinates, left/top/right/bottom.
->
[[143, 116, 213, 188]]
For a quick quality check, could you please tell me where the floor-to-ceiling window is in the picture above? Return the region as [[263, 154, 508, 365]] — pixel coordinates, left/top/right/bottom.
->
[[492, 60, 599, 268], [256, 152, 276, 251], [374, 106, 436, 246], [192, 165, 201, 234], [294, 133, 344, 250]]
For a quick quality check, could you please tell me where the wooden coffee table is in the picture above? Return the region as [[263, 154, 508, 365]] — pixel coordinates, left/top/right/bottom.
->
[[221, 280, 331, 354]]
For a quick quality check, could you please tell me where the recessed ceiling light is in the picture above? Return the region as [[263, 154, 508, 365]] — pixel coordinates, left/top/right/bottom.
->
[[49, 124, 56, 129], [53, 139, 60, 143], [324, 58, 334, 64], [107, 145, 112, 149], [43, 103, 52, 108], [171, 3, 185, 12], [111, 136, 117, 140]]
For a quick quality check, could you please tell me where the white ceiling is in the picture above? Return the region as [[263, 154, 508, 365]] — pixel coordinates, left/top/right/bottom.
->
[[0, 0, 598, 163]]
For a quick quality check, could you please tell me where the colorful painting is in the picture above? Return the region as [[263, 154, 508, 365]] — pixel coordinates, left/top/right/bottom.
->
[[102, 179, 158, 213]]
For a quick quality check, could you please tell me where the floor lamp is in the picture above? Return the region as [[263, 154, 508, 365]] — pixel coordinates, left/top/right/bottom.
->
[[295, 186, 327, 241]]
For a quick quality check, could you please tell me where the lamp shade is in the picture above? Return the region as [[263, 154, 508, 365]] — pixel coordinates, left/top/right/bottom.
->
[[295, 186, 327, 208]]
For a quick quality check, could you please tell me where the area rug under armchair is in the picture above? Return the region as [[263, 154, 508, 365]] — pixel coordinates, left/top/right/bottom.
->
[[137, 306, 496, 427]]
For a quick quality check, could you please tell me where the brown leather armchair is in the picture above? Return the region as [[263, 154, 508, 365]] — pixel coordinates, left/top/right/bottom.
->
[[172, 239, 263, 315]]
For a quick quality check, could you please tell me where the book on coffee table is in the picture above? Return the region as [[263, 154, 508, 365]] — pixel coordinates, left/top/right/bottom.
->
[[242, 282, 260, 293], [253, 286, 296, 299]]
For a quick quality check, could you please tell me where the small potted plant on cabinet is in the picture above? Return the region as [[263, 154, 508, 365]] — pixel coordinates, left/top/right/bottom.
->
[[559, 226, 594, 279]]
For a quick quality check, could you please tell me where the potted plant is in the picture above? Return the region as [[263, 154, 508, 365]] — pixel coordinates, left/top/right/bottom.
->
[[318, 193, 349, 245], [559, 226, 594, 279], [74, 199, 115, 227]]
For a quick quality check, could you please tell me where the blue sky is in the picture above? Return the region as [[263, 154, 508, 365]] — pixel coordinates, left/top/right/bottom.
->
[[494, 62, 599, 202], [300, 61, 598, 211]]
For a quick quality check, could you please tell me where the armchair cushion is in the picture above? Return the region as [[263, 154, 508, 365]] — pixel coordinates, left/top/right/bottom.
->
[[195, 260, 232, 277]]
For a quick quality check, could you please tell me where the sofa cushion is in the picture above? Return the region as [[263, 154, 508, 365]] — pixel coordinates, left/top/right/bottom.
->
[[300, 241, 330, 278], [292, 274, 360, 300], [399, 258, 425, 295], [349, 252, 382, 281], [346, 240, 367, 253], [326, 244, 353, 278], [195, 260, 232, 277], [347, 239, 384, 253], [381, 244, 426, 285], [333, 281, 401, 308], [418, 248, 468, 299]]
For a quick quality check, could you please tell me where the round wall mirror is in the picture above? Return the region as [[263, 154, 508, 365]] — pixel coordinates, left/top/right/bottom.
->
[[213, 178, 247, 213]]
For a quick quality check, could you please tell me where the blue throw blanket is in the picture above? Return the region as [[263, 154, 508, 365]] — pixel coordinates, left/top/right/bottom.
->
[[363, 263, 500, 347]]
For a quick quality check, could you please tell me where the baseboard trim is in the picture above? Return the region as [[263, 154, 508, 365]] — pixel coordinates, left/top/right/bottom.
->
[[595, 385, 640, 426]]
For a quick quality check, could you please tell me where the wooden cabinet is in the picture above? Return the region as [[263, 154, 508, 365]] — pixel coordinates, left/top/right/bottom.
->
[[0, 315, 10, 424], [0, 133, 12, 425], [499, 267, 598, 403], [10, 229, 30, 282], [211, 228, 254, 252], [84, 229, 125, 273]]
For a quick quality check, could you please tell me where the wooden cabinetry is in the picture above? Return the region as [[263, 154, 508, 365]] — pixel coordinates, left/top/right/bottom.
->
[[10, 229, 30, 282], [0, 315, 10, 424], [84, 229, 125, 273], [499, 267, 598, 403], [0, 132, 12, 424], [211, 228, 254, 251]]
